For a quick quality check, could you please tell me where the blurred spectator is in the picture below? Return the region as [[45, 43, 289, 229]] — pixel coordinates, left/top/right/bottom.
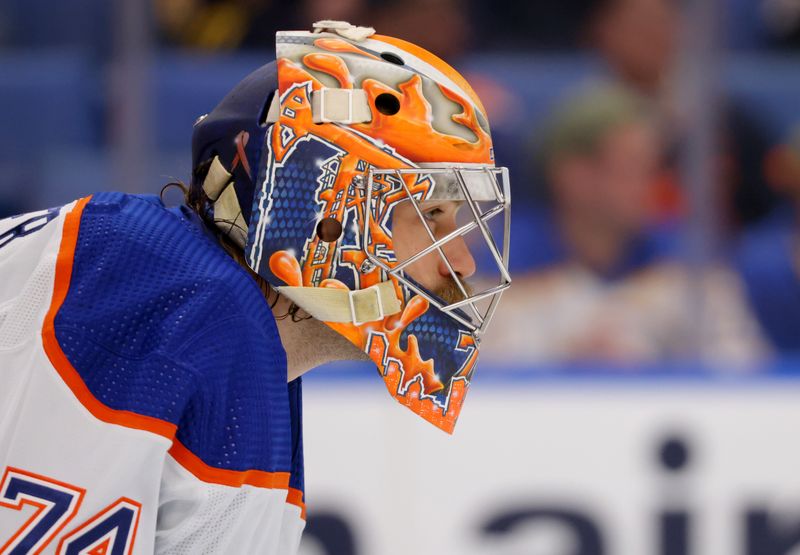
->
[[585, 0, 778, 232], [468, 0, 601, 50], [154, 0, 297, 50], [535, 84, 671, 278], [736, 125, 800, 353], [586, 0, 676, 96], [369, 0, 471, 61], [760, 0, 800, 49], [153, 0, 469, 59], [301, 0, 368, 28], [482, 84, 768, 365]]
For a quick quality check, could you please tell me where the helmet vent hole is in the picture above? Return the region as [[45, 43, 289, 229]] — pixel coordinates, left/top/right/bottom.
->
[[375, 93, 401, 116], [380, 52, 405, 66], [316, 217, 343, 242]]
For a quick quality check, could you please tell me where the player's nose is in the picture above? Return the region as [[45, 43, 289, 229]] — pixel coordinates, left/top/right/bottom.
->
[[439, 236, 476, 280]]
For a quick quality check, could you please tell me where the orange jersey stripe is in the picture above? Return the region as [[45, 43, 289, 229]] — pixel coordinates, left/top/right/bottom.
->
[[286, 487, 306, 520], [168, 440, 292, 490]]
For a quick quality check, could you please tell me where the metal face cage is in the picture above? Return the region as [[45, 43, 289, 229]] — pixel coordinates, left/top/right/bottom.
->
[[363, 165, 512, 339]]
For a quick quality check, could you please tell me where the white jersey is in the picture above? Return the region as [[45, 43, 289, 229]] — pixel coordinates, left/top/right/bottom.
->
[[0, 194, 305, 554]]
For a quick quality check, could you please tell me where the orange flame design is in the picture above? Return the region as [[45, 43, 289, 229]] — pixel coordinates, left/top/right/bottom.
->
[[354, 74, 492, 164], [371, 331, 467, 434], [313, 38, 381, 61], [303, 53, 353, 89]]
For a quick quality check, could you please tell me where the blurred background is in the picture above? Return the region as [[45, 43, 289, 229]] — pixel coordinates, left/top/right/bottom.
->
[[2, 0, 800, 553]]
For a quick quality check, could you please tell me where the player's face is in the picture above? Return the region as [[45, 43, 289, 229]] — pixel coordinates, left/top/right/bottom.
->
[[392, 199, 476, 303]]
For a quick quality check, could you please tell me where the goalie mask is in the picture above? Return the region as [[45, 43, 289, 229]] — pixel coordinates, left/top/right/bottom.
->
[[191, 21, 511, 433]]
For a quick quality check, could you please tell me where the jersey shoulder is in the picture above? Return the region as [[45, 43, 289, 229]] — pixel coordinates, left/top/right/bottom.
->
[[59, 191, 278, 352], [54, 192, 288, 429]]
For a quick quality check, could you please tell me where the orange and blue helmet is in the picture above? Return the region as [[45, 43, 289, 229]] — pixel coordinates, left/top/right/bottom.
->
[[191, 21, 511, 433]]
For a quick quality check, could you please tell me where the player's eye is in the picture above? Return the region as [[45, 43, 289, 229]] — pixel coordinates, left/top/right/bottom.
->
[[422, 207, 444, 222]]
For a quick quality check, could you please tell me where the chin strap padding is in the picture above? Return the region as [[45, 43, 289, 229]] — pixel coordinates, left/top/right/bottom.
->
[[277, 281, 401, 324], [201, 155, 247, 247]]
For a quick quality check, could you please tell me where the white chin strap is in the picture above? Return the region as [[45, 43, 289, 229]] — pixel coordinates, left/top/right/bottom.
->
[[277, 281, 401, 325]]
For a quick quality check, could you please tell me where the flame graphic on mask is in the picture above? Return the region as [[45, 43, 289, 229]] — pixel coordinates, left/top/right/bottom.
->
[[354, 75, 492, 164], [262, 52, 483, 432], [313, 38, 382, 61]]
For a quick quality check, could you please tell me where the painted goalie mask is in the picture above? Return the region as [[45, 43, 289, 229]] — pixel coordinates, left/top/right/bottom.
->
[[191, 21, 511, 433]]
